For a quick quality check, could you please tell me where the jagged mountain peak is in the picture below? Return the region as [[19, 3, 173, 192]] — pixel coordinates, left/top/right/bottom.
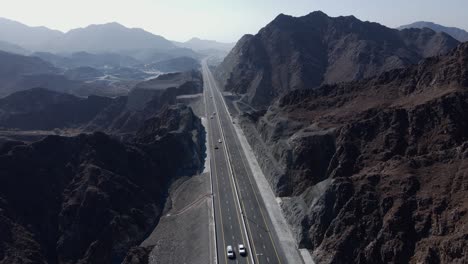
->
[[216, 11, 460, 106]]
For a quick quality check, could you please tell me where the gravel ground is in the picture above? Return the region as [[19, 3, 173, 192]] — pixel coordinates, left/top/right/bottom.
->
[[141, 173, 213, 264], [139, 106, 215, 264]]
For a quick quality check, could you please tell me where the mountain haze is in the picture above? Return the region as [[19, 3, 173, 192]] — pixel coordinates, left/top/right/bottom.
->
[[0, 40, 29, 55], [174, 37, 235, 52], [399, 21, 468, 42], [0, 18, 179, 54], [0, 17, 63, 51], [49, 22, 176, 53]]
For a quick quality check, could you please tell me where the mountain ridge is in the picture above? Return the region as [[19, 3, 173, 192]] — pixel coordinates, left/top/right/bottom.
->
[[173, 37, 235, 52], [0, 17, 176, 53], [216, 11, 460, 106], [399, 21, 468, 42], [238, 41, 468, 264]]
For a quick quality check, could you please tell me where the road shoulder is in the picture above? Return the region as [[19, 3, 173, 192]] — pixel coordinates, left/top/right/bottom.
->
[[232, 119, 313, 264]]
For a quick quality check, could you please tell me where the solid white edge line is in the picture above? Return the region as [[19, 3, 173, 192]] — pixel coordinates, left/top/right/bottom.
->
[[202, 62, 218, 264], [204, 60, 255, 264]]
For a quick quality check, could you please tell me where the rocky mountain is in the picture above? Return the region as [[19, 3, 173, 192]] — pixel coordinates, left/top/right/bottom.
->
[[174, 37, 235, 52], [48, 22, 176, 53], [399, 21, 468, 42], [0, 57, 84, 97], [33, 51, 140, 69], [0, 17, 63, 51], [0, 71, 202, 133], [123, 47, 202, 64], [0, 50, 152, 98], [64, 67, 104, 81], [0, 88, 158, 133], [124, 71, 203, 113], [0, 103, 205, 264], [237, 42, 468, 263], [144, 56, 200, 72], [134, 71, 202, 92], [0, 51, 61, 97], [0, 51, 57, 77], [216, 11, 460, 106], [0, 40, 29, 55], [0, 18, 189, 58], [0, 88, 113, 130]]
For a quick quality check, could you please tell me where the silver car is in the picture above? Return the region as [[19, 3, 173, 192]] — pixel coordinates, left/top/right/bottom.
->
[[238, 244, 246, 256], [227, 245, 234, 259]]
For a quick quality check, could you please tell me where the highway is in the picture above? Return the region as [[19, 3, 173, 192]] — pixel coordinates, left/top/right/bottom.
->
[[202, 60, 286, 264]]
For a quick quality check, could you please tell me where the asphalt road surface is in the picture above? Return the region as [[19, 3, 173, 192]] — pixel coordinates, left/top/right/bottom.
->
[[202, 60, 286, 264]]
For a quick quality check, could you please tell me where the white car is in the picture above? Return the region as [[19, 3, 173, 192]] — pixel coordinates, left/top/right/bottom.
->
[[227, 245, 235, 259], [218, 139, 222, 143], [238, 244, 246, 256]]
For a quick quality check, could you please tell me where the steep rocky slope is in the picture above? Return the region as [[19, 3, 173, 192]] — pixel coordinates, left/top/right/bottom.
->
[[0, 51, 59, 96], [0, 71, 202, 134], [216, 11, 460, 106], [0, 104, 204, 264], [0, 88, 113, 130], [238, 43, 468, 263]]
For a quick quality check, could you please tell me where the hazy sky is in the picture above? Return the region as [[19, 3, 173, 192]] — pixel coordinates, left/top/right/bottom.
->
[[1, 0, 467, 43]]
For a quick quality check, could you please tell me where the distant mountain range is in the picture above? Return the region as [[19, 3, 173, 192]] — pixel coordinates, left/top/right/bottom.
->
[[143, 56, 200, 72], [173, 37, 235, 52], [398, 21, 468, 42], [0, 40, 29, 55], [0, 18, 176, 53], [0, 17, 63, 51], [0, 17, 234, 58], [32, 51, 141, 69], [51, 22, 176, 53], [216, 11, 460, 106]]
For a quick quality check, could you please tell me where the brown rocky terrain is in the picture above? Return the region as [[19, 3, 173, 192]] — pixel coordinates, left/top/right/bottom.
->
[[216, 11, 460, 107], [0, 70, 203, 139], [0, 103, 205, 264], [236, 42, 468, 263]]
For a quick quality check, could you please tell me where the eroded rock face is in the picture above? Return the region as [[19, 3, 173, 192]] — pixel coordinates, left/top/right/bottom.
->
[[0, 104, 204, 264], [240, 43, 468, 263], [216, 11, 460, 107]]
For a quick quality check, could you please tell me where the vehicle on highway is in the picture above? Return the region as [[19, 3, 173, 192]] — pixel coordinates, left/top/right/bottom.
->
[[213, 112, 216, 115], [210, 116, 214, 119], [214, 145, 219, 150], [238, 244, 246, 256], [218, 139, 222, 143], [227, 245, 235, 259]]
